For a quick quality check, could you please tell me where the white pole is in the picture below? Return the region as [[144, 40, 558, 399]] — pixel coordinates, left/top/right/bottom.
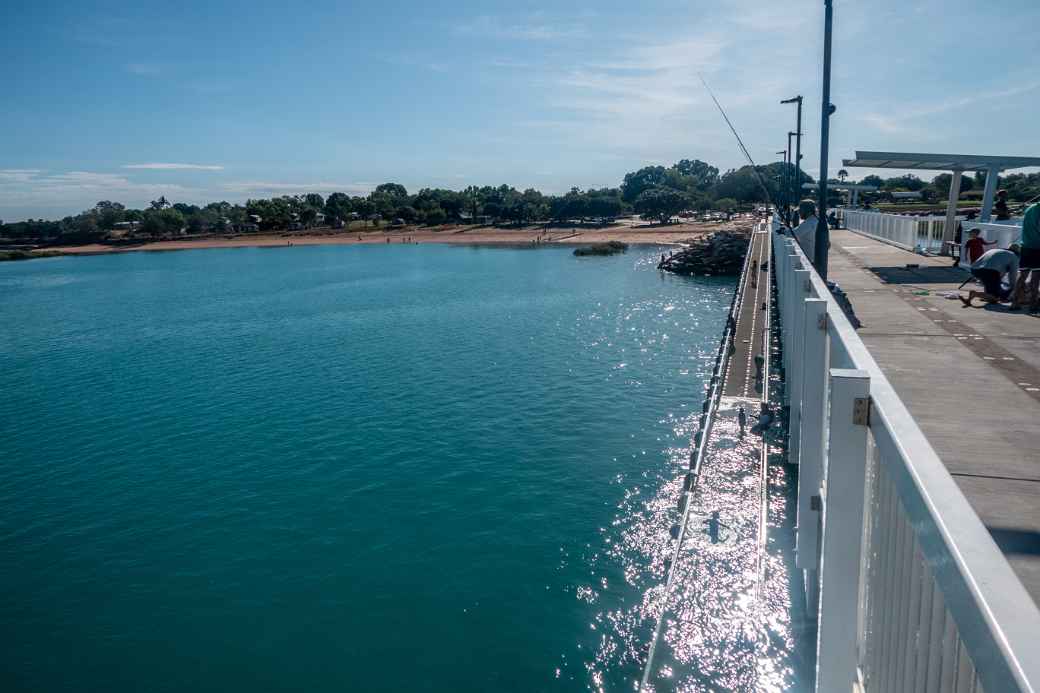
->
[[815, 368, 871, 693], [788, 269, 811, 464], [980, 164, 1001, 222], [941, 170, 963, 253]]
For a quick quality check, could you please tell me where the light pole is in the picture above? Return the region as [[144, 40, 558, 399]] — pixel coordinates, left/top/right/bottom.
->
[[788, 131, 797, 212], [777, 150, 788, 219], [816, 0, 835, 280], [781, 95, 804, 210]]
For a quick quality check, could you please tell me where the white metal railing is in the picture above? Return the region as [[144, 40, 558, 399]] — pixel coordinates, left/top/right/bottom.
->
[[772, 221, 1040, 692], [841, 209, 951, 253]]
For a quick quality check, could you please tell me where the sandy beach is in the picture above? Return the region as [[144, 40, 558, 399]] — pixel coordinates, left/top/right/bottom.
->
[[35, 219, 752, 258]]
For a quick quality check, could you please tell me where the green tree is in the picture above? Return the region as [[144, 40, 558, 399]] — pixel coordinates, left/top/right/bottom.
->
[[424, 206, 447, 225], [94, 201, 126, 229], [673, 159, 720, 190], [621, 165, 668, 202], [634, 187, 689, 224], [141, 208, 185, 236]]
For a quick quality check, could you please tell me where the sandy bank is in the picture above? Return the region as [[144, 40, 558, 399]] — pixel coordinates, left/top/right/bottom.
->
[[36, 221, 752, 258]]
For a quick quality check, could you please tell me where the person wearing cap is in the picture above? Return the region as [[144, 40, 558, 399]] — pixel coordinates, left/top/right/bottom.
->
[[961, 244, 1019, 306]]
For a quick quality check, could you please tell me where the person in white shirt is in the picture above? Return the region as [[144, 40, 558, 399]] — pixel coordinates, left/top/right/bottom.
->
[[961, 245, 1020, 306], [792, 199, 819, 260]]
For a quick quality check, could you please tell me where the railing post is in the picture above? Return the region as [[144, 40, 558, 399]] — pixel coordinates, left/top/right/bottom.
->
[[788, 269, 811, 463], [816, 368, 871, 693], [784, 246, 800, 380], [796, 299, 828, 581]]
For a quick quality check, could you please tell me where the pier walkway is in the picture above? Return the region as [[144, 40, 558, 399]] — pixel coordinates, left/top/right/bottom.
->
[[641, 224, 814, 691], [828, 228, 1040, 603]]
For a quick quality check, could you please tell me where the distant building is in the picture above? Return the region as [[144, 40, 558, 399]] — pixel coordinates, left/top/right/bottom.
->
[[890, 191, 923, 200], [113, 221, 141, 231]]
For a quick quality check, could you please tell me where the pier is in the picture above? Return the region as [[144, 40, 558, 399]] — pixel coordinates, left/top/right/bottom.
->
[[770, 218, 1040, 692], [648, 217, 1040, 691], [641, 223, 815, 691]]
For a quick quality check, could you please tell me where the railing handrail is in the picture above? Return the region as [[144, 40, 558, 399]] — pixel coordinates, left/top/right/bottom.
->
[[774, 220, 1040, 691]]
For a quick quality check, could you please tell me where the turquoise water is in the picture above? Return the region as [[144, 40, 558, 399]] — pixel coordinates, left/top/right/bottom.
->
[[0, 244, 734, 691]]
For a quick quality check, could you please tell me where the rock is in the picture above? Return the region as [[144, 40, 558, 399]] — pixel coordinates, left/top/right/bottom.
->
[[573, 241, 628, 256], [657, 229, 750, 276]]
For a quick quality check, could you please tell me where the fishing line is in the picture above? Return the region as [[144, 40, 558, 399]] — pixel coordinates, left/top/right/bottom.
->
[[698, 74, 779, 209]]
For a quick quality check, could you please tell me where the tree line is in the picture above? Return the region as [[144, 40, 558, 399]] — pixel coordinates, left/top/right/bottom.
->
[[3, 157, 820, 243]]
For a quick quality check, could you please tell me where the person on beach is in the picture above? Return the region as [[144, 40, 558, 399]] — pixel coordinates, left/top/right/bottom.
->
[[961, 245, 1019, 306], [964, 228, 996, 264]]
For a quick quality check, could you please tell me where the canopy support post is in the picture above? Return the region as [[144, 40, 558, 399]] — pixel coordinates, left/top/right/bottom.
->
[[979, 164, 1001, 222], [941, 169, 963, 254]]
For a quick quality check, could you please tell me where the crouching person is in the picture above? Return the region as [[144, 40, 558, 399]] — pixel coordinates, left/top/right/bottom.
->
[[961, 244, 1020, 306]]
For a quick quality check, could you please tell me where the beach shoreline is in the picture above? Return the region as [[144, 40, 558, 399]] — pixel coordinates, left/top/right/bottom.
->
[[24, 220, 751, 259]]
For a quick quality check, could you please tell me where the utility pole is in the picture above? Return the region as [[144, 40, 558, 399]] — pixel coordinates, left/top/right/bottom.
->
[[777, 150, 788, 220], [816, 0, 835, 280], [781, 95, 804, 213]]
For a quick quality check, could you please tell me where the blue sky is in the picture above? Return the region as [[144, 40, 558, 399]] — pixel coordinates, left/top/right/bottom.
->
[[2, 0, 1039, 220]]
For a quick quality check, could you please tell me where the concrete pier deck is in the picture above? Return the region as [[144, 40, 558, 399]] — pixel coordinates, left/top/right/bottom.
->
[[827, 228, 1040, 603]]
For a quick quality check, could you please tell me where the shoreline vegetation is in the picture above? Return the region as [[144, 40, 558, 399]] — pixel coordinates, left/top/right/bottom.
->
[[1, 158, 768, 262], [14, 220, 753, 260]]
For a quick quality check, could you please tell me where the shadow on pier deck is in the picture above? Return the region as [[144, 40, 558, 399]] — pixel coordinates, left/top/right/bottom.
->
[[829, 228, 1040, 603]]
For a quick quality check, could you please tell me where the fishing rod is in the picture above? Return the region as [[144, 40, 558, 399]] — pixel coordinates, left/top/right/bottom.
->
[[698, 74, 782, 213], [637, 78, 778, 691]]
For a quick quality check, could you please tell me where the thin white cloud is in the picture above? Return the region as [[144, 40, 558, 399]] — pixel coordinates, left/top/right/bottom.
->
[[125, 63, 161, 76], [859, 80, 1040, 135], [0, 169, 43, 183], [123, 163, 225, 171], [221, 181, 374, 196], [0, 170, 194, 214], [454, 14, 586, 41]]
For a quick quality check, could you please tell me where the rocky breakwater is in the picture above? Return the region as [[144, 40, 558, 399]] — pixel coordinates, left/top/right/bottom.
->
[[657, 229, 750, 276]]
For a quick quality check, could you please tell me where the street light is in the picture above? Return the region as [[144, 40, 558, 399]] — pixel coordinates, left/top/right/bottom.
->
[[788, 131, 797, 211], [777, 150, 788, 216], [781, 96, 804, 211], [816, 0, 836, 279]]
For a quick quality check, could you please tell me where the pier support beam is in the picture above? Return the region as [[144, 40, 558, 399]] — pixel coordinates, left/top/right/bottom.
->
[[816, 369, 870, 693]]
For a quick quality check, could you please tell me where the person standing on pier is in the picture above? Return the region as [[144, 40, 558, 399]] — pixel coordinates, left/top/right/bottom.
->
[[1012, 201, 1040, 311], [792, 199, 820, 260]]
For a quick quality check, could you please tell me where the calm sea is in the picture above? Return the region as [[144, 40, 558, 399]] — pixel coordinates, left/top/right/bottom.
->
[[0, 244, 734, 692]]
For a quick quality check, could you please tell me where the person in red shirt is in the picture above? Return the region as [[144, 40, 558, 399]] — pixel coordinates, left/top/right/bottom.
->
[[964, 228, 996, 263]]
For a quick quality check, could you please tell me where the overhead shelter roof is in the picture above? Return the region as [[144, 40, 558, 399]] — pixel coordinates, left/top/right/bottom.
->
[[841, 150, 1040, 172]]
